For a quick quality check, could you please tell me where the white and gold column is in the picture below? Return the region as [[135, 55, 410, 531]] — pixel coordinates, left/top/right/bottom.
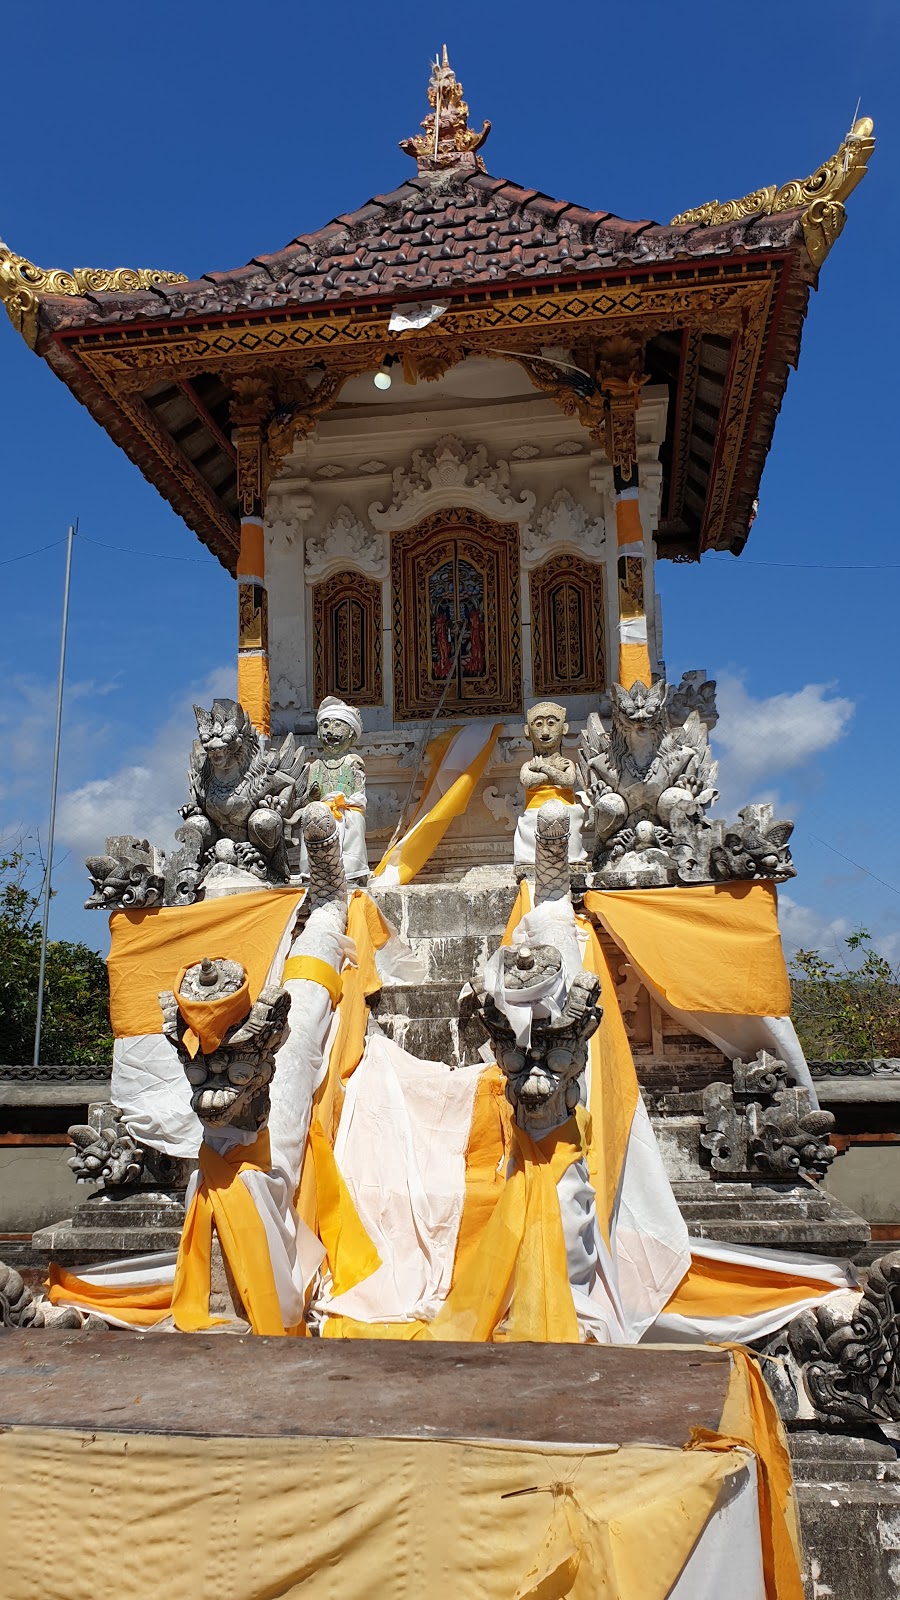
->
[[231, 384, 272, 735], [605, 375, 652, 690]]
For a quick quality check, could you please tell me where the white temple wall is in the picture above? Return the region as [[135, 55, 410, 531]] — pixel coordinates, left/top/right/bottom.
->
[[262, 374, 669, 867]]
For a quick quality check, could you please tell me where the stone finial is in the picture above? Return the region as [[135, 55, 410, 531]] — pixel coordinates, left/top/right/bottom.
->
[[400, 46, 491, 174]]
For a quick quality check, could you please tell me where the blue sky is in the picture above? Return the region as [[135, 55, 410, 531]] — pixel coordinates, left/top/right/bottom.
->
[[1, 0, 898, 963]]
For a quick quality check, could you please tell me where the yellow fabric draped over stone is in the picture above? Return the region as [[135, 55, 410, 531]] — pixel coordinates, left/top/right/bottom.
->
[[585, 881, 791, 1015], [373, 722, 501, 884], [0, 1424, 758, 1600], [106, 887, 305, 1037]]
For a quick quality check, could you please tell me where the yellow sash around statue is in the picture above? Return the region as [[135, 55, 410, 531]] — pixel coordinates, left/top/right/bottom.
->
[[525, 784, 576, 809]]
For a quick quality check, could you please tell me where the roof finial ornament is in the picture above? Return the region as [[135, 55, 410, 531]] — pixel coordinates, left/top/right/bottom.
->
[[400, 45, 491, 175]]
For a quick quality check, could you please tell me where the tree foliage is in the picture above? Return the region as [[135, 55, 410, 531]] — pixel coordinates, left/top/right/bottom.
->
[[0, 849, 113, 1066], [790, 930, 900, 1061]]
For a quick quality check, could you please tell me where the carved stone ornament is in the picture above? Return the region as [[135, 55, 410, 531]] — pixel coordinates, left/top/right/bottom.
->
[[67, 1112, 146, 1191], [160, 958, 291, 1134], [754, 1250, 900, 1425], [700, 1052, 836, 1180], [578, 679, 795, 888], [177, 699, 308, 891], [84, 835, 166, 911], [369, 434, 535, 533], [0, 1261, 105, 1330], [304, 506, 388, 583], [522, 488, 605, 564]]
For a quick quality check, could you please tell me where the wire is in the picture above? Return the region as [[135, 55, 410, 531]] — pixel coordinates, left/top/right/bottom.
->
[[78, 535, 209, 564], [803, 831, 900, 900], [0, 537, 66, 568], [707, 554, 900, 571]]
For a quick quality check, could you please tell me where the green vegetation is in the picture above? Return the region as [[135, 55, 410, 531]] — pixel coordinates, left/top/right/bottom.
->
[[790, 930, 900, 1062], [0, 849, 113, 1066]]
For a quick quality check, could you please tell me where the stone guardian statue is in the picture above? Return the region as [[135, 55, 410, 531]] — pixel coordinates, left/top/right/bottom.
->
[[514, 701, 586, 875]]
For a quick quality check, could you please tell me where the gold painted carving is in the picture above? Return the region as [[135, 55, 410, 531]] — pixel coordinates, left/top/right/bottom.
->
[[238, 581, 268, 651], [0, 238, 186, 348], [530, 552, 605, 698], [400, 45, 490, 174], [671, 116, 875, 269], [313, 570, 383, 707]]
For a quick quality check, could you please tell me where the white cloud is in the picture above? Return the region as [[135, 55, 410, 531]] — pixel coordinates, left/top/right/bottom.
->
[[57, 665, 235, 856], [711, 673, 854, 810], [778, 895, 852, 957]]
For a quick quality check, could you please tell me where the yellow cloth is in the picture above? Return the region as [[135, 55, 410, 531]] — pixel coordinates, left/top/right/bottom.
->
[[172, 966, 251, 1059], [525, 783, 576, 809], [585, 881, 791, 1016], [665, 1252, 844, 1321], [617, 641, 651, 690], [171, 1131, 284, 1335], [615, 495, 643, 546], [107, 888, 304, 1038], [236, 518, 265, 577], [500, 883, 640, 1241], [322, 792, 364, 819], [307, 1118, 382, 1295], [373, 724, 501, 885], [577, 916, 640, 1240], [48, 1131, 284, 1336], [690, 1348, 804, 1600], [295, 892, 391, 1274], [0, 1427, 750, 1600], [282, 955, 343, 1007], [237, 650, 270, 736], [324, 1111, 586, 1344]]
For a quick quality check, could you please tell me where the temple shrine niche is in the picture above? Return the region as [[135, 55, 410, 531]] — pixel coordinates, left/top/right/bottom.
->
[[2, 46, 894, 1600]]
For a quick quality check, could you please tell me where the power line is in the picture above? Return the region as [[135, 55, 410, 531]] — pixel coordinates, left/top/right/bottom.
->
[[708, 554, 900, 571], [804, 831, 900, 900], [0, 537, 66, 568], [78, 535, 209, 564]]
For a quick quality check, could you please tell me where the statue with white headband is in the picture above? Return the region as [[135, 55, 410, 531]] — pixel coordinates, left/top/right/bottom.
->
[[302, 697, 369, 884], [514, 700, 587, 875]]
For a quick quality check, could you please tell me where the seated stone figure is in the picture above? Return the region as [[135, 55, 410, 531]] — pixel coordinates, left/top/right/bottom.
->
[[513, 701, 587, 875], [178, 698, 307, 887], [302, 697, 369, 885]]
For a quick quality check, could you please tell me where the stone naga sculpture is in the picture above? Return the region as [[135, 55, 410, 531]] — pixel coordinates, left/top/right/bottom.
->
[[701, 1053, 836, 1180], [476, 801, 601, 1136], [304, 697, 368, 885], [84, 837, 166, 910], [178, 698, 307, 887], [514, 701, 586, 875], [160, 959, 291, 1135], [578, 679, 717, 886], [756, 1250, 900, 1425], [578, 679, 796, 887], [67, 1112, 146, 1190]]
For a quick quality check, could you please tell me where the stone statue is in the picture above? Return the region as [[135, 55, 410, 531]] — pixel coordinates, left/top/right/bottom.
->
[[178, 698, 307, 888], [578, 679, 797, 888], [514, 701, 586, 876], [160, 959, 291, 1135], [578, 679, 717, 886], [479, 800, 601, 1136], [84, 837, 166, 910], [700, 1053, 835, 1180], [67, 1113, 146, 1190], [303, 697, 368, 885]]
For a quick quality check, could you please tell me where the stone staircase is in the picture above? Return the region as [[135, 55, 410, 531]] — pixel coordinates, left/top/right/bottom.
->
[[366, 869, 518, 1066]]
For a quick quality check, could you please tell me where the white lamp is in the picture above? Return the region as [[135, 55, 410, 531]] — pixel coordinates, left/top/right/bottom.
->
[[373, 355, 396, 390]]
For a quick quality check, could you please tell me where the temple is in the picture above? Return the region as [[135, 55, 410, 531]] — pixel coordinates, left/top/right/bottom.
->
[[2, 52, 896, 1600]]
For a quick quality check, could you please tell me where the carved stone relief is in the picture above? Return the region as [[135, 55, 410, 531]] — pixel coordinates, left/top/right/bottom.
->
[[369, 434, 535, 532], [304, 505, 388, 582]]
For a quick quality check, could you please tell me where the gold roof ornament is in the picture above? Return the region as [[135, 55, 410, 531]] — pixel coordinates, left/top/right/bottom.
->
[[671, 116, 875, 269], [400, 45, 491, 175], [0, 238, 187, 348]]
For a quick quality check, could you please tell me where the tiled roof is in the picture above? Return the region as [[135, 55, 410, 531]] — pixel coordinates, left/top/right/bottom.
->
[[37, 169, 805, 334]]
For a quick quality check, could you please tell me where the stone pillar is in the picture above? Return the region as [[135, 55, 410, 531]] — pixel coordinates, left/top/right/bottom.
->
[[231, 381, 272, 735], [603, 375, 652, 691]]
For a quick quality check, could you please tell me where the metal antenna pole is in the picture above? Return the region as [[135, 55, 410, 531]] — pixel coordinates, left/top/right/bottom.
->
[[33, 522, 76, 1068]]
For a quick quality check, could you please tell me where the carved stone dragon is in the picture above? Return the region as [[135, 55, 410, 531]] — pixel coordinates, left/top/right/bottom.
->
[[160, 959, 291, 1135], [177, 698, 307, 887]]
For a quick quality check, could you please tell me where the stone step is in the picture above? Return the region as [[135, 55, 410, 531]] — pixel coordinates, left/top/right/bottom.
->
[[367, 871, 518, 941], [401, 933, 498, 985], [372, 1012, 488, 1069]]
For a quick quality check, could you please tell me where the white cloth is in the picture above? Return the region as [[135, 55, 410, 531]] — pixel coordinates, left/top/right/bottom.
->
[[313, 1034, 482, 1324], [637, 973, 817, 1098], [669, 1455, 766, 1600], [514, 795, 587, 868], [316, 696, 362, 738], [377, 721, 497, 887]]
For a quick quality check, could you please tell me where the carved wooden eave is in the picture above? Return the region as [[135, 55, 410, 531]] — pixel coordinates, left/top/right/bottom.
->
[[0, 115, 873, 573]]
